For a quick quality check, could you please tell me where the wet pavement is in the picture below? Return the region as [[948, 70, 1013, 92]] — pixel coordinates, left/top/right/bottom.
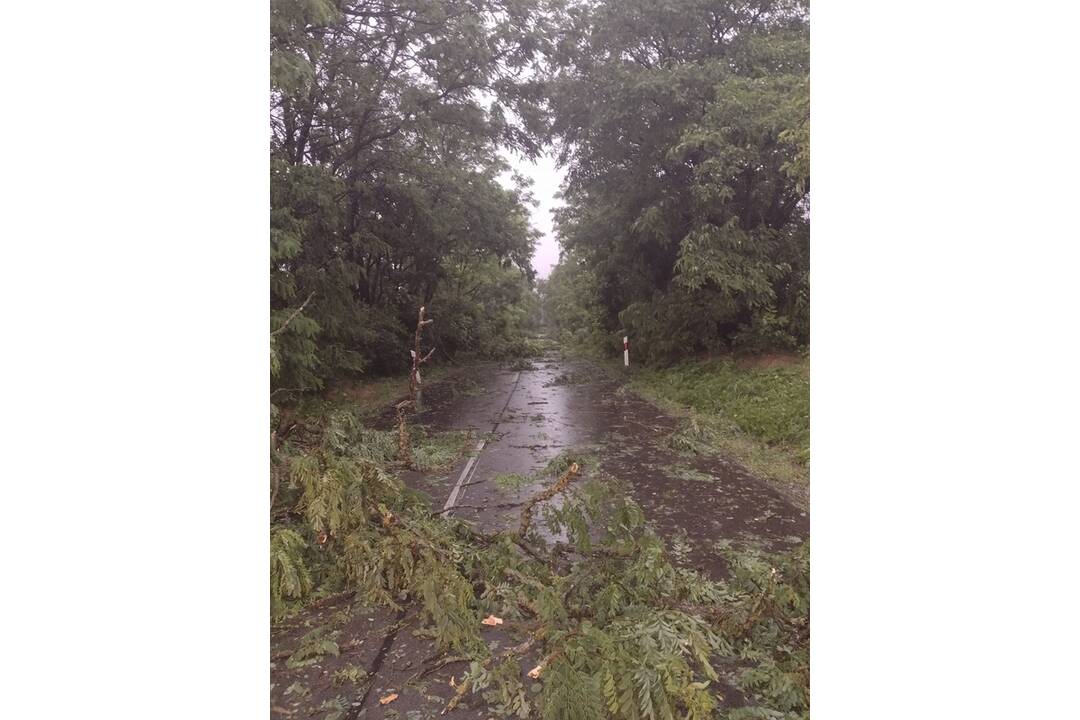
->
[[407, 349, 808, 577]]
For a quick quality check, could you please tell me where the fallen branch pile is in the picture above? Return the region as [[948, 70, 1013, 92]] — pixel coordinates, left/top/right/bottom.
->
[[270, 402, 809, 720]]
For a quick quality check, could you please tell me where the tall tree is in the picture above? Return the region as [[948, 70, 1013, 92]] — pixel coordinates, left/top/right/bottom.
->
[[270, 0, 551, 390], [547, 0, 809, 361]]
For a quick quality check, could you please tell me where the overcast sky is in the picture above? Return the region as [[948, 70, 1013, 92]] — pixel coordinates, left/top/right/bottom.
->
[[500, 151, 565, 279]]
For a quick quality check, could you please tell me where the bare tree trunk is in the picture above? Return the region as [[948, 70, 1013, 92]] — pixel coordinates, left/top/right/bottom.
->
[[409, 305, 435, 412], [398, 306, 435, 466]]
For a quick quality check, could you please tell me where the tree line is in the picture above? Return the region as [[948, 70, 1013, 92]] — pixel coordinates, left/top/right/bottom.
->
[[270, 0, 809, 394], [543, 0, 809, 363]]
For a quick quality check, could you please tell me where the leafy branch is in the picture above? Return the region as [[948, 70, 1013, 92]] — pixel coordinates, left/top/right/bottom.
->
[[270, 291, 315, 337]]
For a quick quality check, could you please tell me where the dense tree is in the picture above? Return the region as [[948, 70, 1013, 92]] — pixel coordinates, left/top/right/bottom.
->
[[546, 0, 809, 362], [541, 250, 606, 353], [270, 0, 810, 380], [270, 0, 552, 392]]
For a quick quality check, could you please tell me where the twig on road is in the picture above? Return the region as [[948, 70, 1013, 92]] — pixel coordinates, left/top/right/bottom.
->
[[518, 462, 579, 538], [433, 501, 525, 515]]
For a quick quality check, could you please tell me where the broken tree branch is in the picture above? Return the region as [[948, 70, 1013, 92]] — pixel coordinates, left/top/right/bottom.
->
[[408, 305, 435, 412], [271, 292, 315, 337], [518, 462, 580, 538], [442, 635, 539, 714]]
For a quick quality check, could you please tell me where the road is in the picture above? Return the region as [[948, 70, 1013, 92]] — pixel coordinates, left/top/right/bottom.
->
[[404, 346, 808, 577]]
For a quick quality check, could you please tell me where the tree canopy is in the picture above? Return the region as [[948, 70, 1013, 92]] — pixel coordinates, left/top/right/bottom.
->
[[270, 0, 554, 392], [545, 0, 809, 362], [270, 0, 811, 390]]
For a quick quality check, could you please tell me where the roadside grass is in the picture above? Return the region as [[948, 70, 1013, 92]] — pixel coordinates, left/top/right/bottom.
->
[[321, 366, 452, 419], [623, 356, 809, 505]]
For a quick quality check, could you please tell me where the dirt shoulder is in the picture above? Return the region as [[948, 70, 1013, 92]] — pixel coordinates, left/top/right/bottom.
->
[[614, 355, 810, 512]]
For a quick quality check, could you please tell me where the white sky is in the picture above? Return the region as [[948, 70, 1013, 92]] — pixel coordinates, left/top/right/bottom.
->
[[500, 151, 565, 279]]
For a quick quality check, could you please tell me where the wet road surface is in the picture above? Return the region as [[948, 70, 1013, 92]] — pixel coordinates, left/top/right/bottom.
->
[[407, 350, 809, 577]]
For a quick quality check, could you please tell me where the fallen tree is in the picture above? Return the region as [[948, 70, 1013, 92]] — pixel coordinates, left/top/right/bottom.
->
[[271, 400, 808, 719]]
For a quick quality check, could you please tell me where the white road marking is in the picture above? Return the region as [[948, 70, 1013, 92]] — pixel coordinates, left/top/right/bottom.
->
[[441, 370, 522, 514]]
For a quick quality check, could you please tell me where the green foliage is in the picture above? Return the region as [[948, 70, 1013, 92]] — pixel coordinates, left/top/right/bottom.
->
[[409, 428, 473, 472], [548, 370, 592, 387], [637, 358, 809, 457], [618, 288, 738, 365], [463, 658, 536, 720], [272, 401, 486, 652], [527, 473, 807, 720], [270, 0, 551, 392], [541, 255, 611, 356], [270, 3, 812, 715], [622, 355, 809, 504], [718, 542, 810, 716], [318, 697, 348, 720], [431, 258, 544, 362], [541, 655, 605, 720], [270, 526, 314, 621], [272, 394, 808, 718], [731, 311, 801, 355], [548, 0, 809, 361], [332, 663, 368, 686], [494, 472, 530, 493], [286, 627, 340, 669]]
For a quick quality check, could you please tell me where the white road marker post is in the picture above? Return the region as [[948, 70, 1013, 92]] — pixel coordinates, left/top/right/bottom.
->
[[623, 336, 629, 367]]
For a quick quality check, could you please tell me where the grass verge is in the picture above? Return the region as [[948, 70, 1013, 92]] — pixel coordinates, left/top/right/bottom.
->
[[621, 356, 809, 508], [320, 366, 452, 419]]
